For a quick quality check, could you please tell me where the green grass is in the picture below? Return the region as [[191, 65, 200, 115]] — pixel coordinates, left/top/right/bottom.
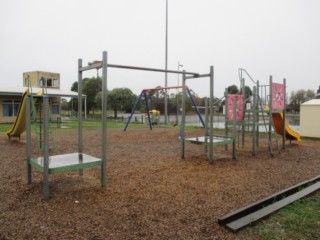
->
[[247, 191, 320, 240]]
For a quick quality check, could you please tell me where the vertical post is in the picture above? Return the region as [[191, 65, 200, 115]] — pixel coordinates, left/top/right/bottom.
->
[[164, 0, 168, 125], [176, 94, 179, 125], [282, 78, 286, 149], [43, 96, 50, 200], [101, 51, 108, 188], [256, 80, 260, 147], [84, 96, 87, 119], [78, 58, 83, 175], [78, 59, 83, 154], [26, 96, 32, 184], [252, 86, 257, 156], [269, 76, 273, 156], [224, 88, 228, 151], [180, 71, 186, 159], [209, 66, 214, 164], [232, 97, 237, 156], [204, 98, 208, 154], [241, 78, 245, 148]]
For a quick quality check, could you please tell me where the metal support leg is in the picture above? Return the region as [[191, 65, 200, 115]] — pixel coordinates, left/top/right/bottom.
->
[[43, 96, 50, 200], [180, 71, 186, 159], [26, 97, 32, 184], [101, 51, 108, 188]]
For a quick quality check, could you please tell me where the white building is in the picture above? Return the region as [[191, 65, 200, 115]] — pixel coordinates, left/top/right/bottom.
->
[[300, 99, 320, 138]]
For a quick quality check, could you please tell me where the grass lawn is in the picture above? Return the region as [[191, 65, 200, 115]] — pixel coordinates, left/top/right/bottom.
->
[[247, 191, 320, 240]]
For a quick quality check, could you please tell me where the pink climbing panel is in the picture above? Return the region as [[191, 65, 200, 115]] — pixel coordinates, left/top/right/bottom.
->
[[272, 83, 285, 110], [228, 94, 244, 121]]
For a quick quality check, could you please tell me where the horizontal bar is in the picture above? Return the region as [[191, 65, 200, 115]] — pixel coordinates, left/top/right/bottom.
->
[[185, 73, 210, 79], [142, 85, 189, 92], [80, 62, 102, 71], [79, 61, 200, 76]]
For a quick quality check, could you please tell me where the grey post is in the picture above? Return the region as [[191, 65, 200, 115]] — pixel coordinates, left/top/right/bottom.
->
[[180, 71, 186, 159], [101, 51, 107, 188], [252, 86, 257, 156], [43, 96, 50, 200], [204, 98, 208, 155], [282, 78, 286, 149], [269, 76, 273, 156], [26, 96, 32, 184], [78, 58, 83, 175], [209, 66, 214, 163], [164, 0, 168, 124], [241, 78, 245, 148], [224, 88, 228, 151]]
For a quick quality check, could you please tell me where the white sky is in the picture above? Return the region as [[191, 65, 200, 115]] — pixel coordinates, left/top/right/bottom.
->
[[1, 0, 320, 98]]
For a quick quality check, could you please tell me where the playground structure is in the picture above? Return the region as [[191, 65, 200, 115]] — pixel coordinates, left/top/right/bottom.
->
[[124, 85, 205, 131], [25, 51, 239, 199], [224, 69, 301, 157]]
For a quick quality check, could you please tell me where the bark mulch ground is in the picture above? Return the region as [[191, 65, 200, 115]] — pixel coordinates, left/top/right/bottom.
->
[[0, 128, 319, 239]]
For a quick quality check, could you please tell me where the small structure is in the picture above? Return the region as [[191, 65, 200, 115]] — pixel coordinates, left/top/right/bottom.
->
[[300, 99, 320, 138], [0, 71, 86, 124]]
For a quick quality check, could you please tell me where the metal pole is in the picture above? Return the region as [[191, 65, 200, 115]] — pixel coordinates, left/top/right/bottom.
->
[[252, 86, 257, 156], [269, 76, 273, 156], [241, 78, 245, 148], [84, 96, 87, 119], [176, 61, 183, 125], [225, 88, 228, 151], [204, 98, 208, 154], [101, 51, 107, 188], [78, 59, 83, 154], [180, 71, 186, 159], [164, 0, 168, 124], [43, 96, 50, 200], [78, 58, 84, 176], [209, 66, 214, 164], [26, 96, 32, 184]]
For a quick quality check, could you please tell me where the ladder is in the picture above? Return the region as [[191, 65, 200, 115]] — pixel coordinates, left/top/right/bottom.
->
[[30, 91, 54, 150], [257, 94, 280, 156]]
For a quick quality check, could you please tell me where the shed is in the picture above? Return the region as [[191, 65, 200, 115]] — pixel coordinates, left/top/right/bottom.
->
[[300, 99, 320, 138]]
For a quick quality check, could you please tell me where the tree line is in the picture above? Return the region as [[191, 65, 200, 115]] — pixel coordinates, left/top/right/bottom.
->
[[61, 77, 316, 117]]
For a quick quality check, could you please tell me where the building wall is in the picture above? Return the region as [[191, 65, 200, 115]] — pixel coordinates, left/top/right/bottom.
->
[[300, 105, 320, 138], [0, 95, 61, 123], [23, 71, 60, 89], [0, 96, 22, 123], [1, 71, 62, 123]]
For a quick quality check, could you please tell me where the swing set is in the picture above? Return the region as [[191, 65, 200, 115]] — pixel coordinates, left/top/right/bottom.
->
[[124, 85, 205, 131]]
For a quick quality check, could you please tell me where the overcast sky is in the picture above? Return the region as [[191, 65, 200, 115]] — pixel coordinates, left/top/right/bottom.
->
[[1, 0, 319, 98]]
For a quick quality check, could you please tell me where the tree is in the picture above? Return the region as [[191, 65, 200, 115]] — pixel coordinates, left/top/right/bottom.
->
[[108, 88, 137, 118], [227, 85, 239, 94], [240, 85, 253, 100], [289, 89, 315, 112], [70, 77, 102, 114]]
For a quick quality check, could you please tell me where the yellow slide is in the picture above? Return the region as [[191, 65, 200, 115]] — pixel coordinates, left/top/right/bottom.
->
[[272, 112, 301, 141], [6, 89, 29, 140]]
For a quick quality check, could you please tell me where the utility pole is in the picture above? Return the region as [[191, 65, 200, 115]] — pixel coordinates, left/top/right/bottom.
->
[[164, 0, 168, 124]]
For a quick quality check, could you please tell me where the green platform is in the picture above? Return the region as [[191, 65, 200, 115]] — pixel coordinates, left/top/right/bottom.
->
[[30, 152, 102, 174]]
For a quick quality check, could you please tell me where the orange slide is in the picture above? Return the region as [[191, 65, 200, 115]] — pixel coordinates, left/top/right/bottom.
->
[[272, 112, 301, 141]]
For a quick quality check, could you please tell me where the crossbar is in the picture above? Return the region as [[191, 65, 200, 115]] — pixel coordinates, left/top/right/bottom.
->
[[142, 85, 188, 92], [80, 62, 199, 76]]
